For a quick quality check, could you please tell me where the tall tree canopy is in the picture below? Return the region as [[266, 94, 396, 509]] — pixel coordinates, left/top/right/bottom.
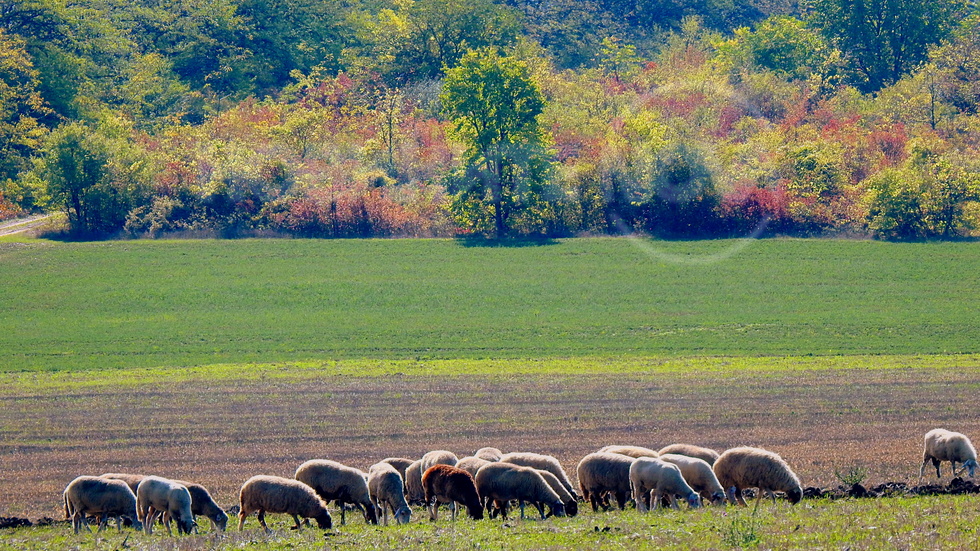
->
[[807, 0, 967, 92], [441, 48, 549, 238]]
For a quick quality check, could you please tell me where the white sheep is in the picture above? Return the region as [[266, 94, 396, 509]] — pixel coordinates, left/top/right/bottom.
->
[[456, 456, 491, 476], [658, 444, 721, 465], [474, 462, 565, 520], [238, 475, 332, 531], [136, 475, 196, 536], [295, 459, 378, 525], [576, 452, 636, 512], [367, 462, 412, 525], [629, 457, 701, 511], [921, 428, 979, 479], [713, 446, 803, 506], [404, 460, 425, 505], [173, 479, 229, 531], [598, 445, 660, 458], [63, 476, 142, 534], [475, 447, 504, 461], [658, 454, 726, 505], [420, 450, 459, 473], [500, 452, 578, 499]]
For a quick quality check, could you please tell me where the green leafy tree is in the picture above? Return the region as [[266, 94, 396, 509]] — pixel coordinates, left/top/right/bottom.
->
[[441, 48, 550, 238], [0, 28, 49, 185], [866, 144, 980, 240], [807, 0, 967, 92], [37, 119, 152, 235], [351, 0, 522, 83]]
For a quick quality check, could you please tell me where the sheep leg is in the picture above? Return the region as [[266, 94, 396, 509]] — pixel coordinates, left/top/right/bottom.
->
[[237, 511, 247, 531], [951, 461, 958, 477], [340, 503, 347, 526], [257, 510, 270, 533], [163, 511, 174, 537], [587, 491, 602, 513], [290, 513, 303, 530], [535, 502, 546, 520], [519, 500, 526, 520], [428, 499, 438, 521]]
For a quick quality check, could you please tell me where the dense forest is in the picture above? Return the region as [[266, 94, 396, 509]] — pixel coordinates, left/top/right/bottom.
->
[[1, 0, 979, 240]]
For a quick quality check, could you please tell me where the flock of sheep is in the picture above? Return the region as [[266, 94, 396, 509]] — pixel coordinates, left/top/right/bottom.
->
[[61, 428, 979, 536]]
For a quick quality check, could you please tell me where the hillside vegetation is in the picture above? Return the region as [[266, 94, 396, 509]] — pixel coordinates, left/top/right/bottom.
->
[[2, 0, 980, 240], [2, 237, 978, 371]]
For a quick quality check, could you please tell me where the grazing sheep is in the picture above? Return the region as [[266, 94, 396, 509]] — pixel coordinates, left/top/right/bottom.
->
[[658, 454, 726, 505], [422, 464, 484, 521], [238, 475, 332, 532], [456, 456, 491, 476], [534, 468, 579, 517], [367, 462, 412, 525], [379, 457, 414, 480], [577, 452, 636, 512], [404, 460, 426, 505], [658, 444, 721, 465], [99, 473, 146, 495], [173, 479, 229, 531], [136, 476, 196, 536], [63, 476, 142, 534], [474, 462, 565, 520], [630, 457, 701, 511], [713, 447, 803, 506], [475, 447, 504, 462], [598, 445, 660, 459], [500, 452, 578, 499], [921, 428, 979, 479], [420, 450, 459, 473], [295, 459, 378, 525]]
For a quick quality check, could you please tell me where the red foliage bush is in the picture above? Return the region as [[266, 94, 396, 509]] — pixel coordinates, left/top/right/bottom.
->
[[718, 182, 791, 235]]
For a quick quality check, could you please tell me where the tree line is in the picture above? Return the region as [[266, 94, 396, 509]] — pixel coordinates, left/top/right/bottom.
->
[[1, 0, 979, 240]]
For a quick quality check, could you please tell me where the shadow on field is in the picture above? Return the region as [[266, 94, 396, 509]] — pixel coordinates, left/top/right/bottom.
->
[[454, 235, 559, 248]]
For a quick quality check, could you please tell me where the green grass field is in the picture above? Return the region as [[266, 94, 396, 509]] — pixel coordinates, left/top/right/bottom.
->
[[3, 495, 980, 550], [2, 236, 979, 371]]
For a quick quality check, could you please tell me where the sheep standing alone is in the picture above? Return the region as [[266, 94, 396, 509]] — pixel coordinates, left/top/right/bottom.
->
[[238, 475, 332, 531], [474, 462, 565, 520], [576, 452, 636, 512], [713, 447, 802, 506], [658, 444, 721, 465], [295, 459, 378, 525], [500, 452, 578, 499], [920, 428, 979, 479], [63, 476, 142, 534], [456, 456, 491, 476], [404, 460, 426, 505], [629, 457, 701, 511], [368, 462, 412, 525], [422, 464, 484, 521], [658, 454, 726, 505], [173, 479, 229, 531], [136, 476, 196, 536], [598, 445, 660, 459], [475, 447, 504, 462]]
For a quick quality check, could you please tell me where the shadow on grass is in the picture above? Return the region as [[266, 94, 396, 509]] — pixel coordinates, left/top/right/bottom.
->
[[453, 235, 560, 248]]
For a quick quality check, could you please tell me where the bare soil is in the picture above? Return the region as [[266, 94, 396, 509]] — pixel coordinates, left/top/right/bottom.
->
[[1, 365, 976, 519]]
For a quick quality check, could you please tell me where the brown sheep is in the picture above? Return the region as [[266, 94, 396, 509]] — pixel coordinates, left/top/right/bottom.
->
[[294, 459, 378, 525], [238, 475, 332, 531], [713, 447, 802, 506], [422, 464, 484, 521], [474, 462, 565, 520]]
